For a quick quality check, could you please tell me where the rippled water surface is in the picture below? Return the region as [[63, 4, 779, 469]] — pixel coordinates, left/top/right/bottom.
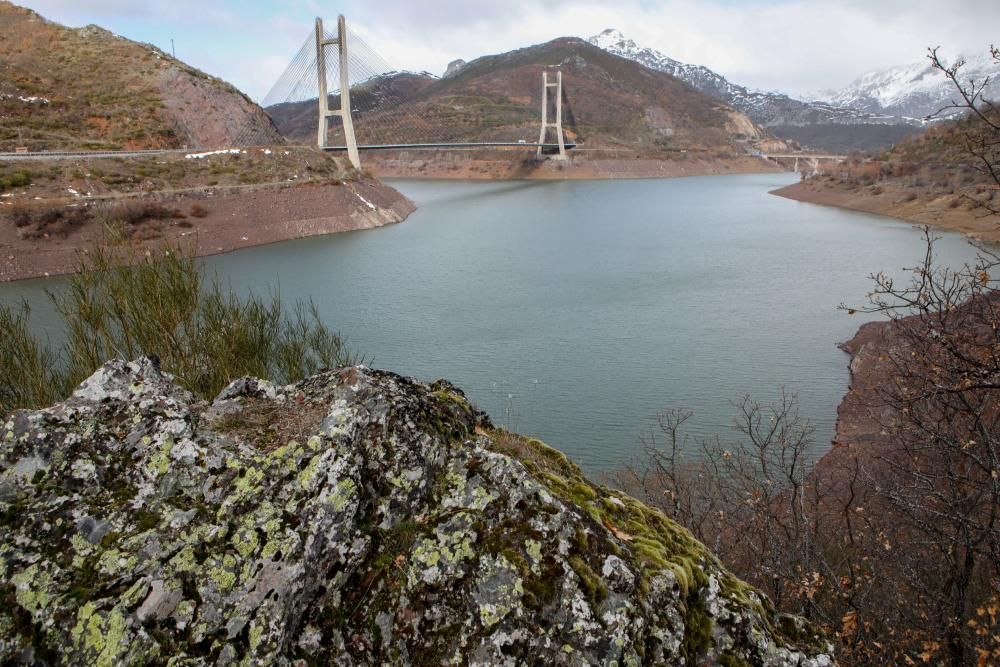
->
[[4, 173, 982, 472]]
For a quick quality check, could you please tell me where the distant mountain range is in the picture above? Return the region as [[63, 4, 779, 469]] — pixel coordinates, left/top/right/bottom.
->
[[586, 29, 996, 152], [817, 50, 1000, 120], [588, 30, 893, 128]]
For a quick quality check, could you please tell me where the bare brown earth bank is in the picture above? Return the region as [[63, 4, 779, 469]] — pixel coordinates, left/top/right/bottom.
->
[[817, 315, 925, 487], [771, 179, 1000, 243], [830, 320, 895, 454], [0, 180, 414, 282], [368, 150, 782, 180]]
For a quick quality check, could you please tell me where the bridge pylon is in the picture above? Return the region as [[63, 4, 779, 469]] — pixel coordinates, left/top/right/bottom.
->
[[537, 70, 567, 160], [316, 16, 361, 169]]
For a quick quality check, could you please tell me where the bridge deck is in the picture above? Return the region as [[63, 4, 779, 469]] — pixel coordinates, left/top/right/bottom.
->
[[0, 143, 579, 161], [323, 142, 577, 151], [763, 154, 847, 160]]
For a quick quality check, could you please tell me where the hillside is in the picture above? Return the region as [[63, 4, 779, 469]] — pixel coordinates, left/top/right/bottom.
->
[[587, 29, 920, 153], [0, 1, 281, 151], [268, 37, 777, 158], [772, 112, 1000, 240], [0, 358, 833, 664], [0, 147, 415, 282]]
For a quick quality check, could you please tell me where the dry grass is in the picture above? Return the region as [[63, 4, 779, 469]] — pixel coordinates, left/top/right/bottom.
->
[[0, 147, 349, 204], [216, 396, 329, 451]]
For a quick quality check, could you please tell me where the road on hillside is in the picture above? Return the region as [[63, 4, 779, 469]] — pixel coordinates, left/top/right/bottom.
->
[[0, 149, 187, 161]]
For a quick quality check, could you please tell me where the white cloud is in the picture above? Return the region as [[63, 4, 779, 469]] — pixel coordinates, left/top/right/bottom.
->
[[346, 0, 1000, 97], [22, 0, 236, 25], [14, 0, 1000, 100]]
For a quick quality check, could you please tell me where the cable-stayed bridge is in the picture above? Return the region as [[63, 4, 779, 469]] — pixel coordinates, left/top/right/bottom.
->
[[253, 16, 576, 168]]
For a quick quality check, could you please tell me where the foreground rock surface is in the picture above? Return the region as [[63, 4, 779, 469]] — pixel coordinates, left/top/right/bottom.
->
[[0, 360, 833, 665]]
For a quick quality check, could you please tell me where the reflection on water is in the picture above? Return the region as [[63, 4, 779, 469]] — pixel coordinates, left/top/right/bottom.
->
[[1, 173, 982, 473]]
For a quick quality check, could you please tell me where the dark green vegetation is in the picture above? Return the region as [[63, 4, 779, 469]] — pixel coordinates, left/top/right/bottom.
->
[[0, 244, 362, 414], [0, 170, 30, 192]]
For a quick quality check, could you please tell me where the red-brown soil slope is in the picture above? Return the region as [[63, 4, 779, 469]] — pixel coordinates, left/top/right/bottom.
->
[[0, 1, 282, 151]]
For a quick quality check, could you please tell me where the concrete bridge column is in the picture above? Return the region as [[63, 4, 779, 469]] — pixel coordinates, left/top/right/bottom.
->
[[537, 70, 567, 160], [316, 16, 361, 169]]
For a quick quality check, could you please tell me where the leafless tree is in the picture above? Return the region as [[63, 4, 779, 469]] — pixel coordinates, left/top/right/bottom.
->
[[612, 392, 858, 622], [620, 232, 1000, 664], [929, 46, 1000, 215], [842, 229, 1000, 665]]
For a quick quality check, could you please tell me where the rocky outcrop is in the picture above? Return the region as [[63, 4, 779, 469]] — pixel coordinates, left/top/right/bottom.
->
[[155, 64, 283, 148], [0, 360, 834, 665], [444, 59, 467, 78]]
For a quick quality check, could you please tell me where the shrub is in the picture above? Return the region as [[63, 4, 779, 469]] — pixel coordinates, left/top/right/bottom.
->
[[9, 206, 33, 228], [1, 244, 364, 414], [189, 203, 209, 218], [8, 205, 92, 239], [0, 302, 67, 414], [103, 200, 178, 226], [0, 171, 31, 192]]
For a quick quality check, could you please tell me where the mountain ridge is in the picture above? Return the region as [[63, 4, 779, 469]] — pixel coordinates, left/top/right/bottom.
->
[[587, 28, 919, 152], [818, 50, 1000, 120]]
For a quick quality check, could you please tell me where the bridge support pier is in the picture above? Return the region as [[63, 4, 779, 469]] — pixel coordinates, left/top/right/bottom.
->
[[316, 16, 361, 169], [537, 70, 567, 160]]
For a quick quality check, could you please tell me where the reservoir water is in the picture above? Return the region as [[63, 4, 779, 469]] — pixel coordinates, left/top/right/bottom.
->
[[2, 173, 981, 473]]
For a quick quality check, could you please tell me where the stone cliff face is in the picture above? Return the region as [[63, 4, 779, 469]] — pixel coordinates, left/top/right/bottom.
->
[[0, 360, 833, 665]]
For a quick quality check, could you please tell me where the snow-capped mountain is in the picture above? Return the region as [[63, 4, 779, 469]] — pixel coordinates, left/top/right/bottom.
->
[[820, 51, 1000, 120], [588, 29, 737, 99], [588, 29, 895, 129]]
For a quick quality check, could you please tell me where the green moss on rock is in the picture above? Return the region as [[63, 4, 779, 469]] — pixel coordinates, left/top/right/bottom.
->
[[0, 359, 833, 665]]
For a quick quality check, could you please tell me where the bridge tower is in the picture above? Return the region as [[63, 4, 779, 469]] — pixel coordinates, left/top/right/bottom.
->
[[537, 70, 567, 160], [316, 16, 361, 169]]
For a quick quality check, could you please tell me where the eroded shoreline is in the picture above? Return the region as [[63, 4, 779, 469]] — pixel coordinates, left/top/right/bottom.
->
[[0, 180, 415, 283], [369, 152, 783, 181], [771, 180, 1000, 243]]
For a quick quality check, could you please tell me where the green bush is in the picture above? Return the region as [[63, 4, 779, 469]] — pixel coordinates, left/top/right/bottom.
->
[[0, 302, 67, 414], [0, 171, 31, 192], [1, 245, 364, 414]]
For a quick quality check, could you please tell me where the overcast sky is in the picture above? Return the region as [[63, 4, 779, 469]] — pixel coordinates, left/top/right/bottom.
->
[[18, 0, 1000, 101]]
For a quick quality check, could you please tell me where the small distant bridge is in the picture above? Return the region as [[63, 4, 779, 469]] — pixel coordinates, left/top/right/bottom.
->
[[763, 154, 847, 160], [761, 153, 847, 176]]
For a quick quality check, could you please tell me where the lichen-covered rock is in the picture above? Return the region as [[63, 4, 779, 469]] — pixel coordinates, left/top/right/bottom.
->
[[0, 359, 835, 665]]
